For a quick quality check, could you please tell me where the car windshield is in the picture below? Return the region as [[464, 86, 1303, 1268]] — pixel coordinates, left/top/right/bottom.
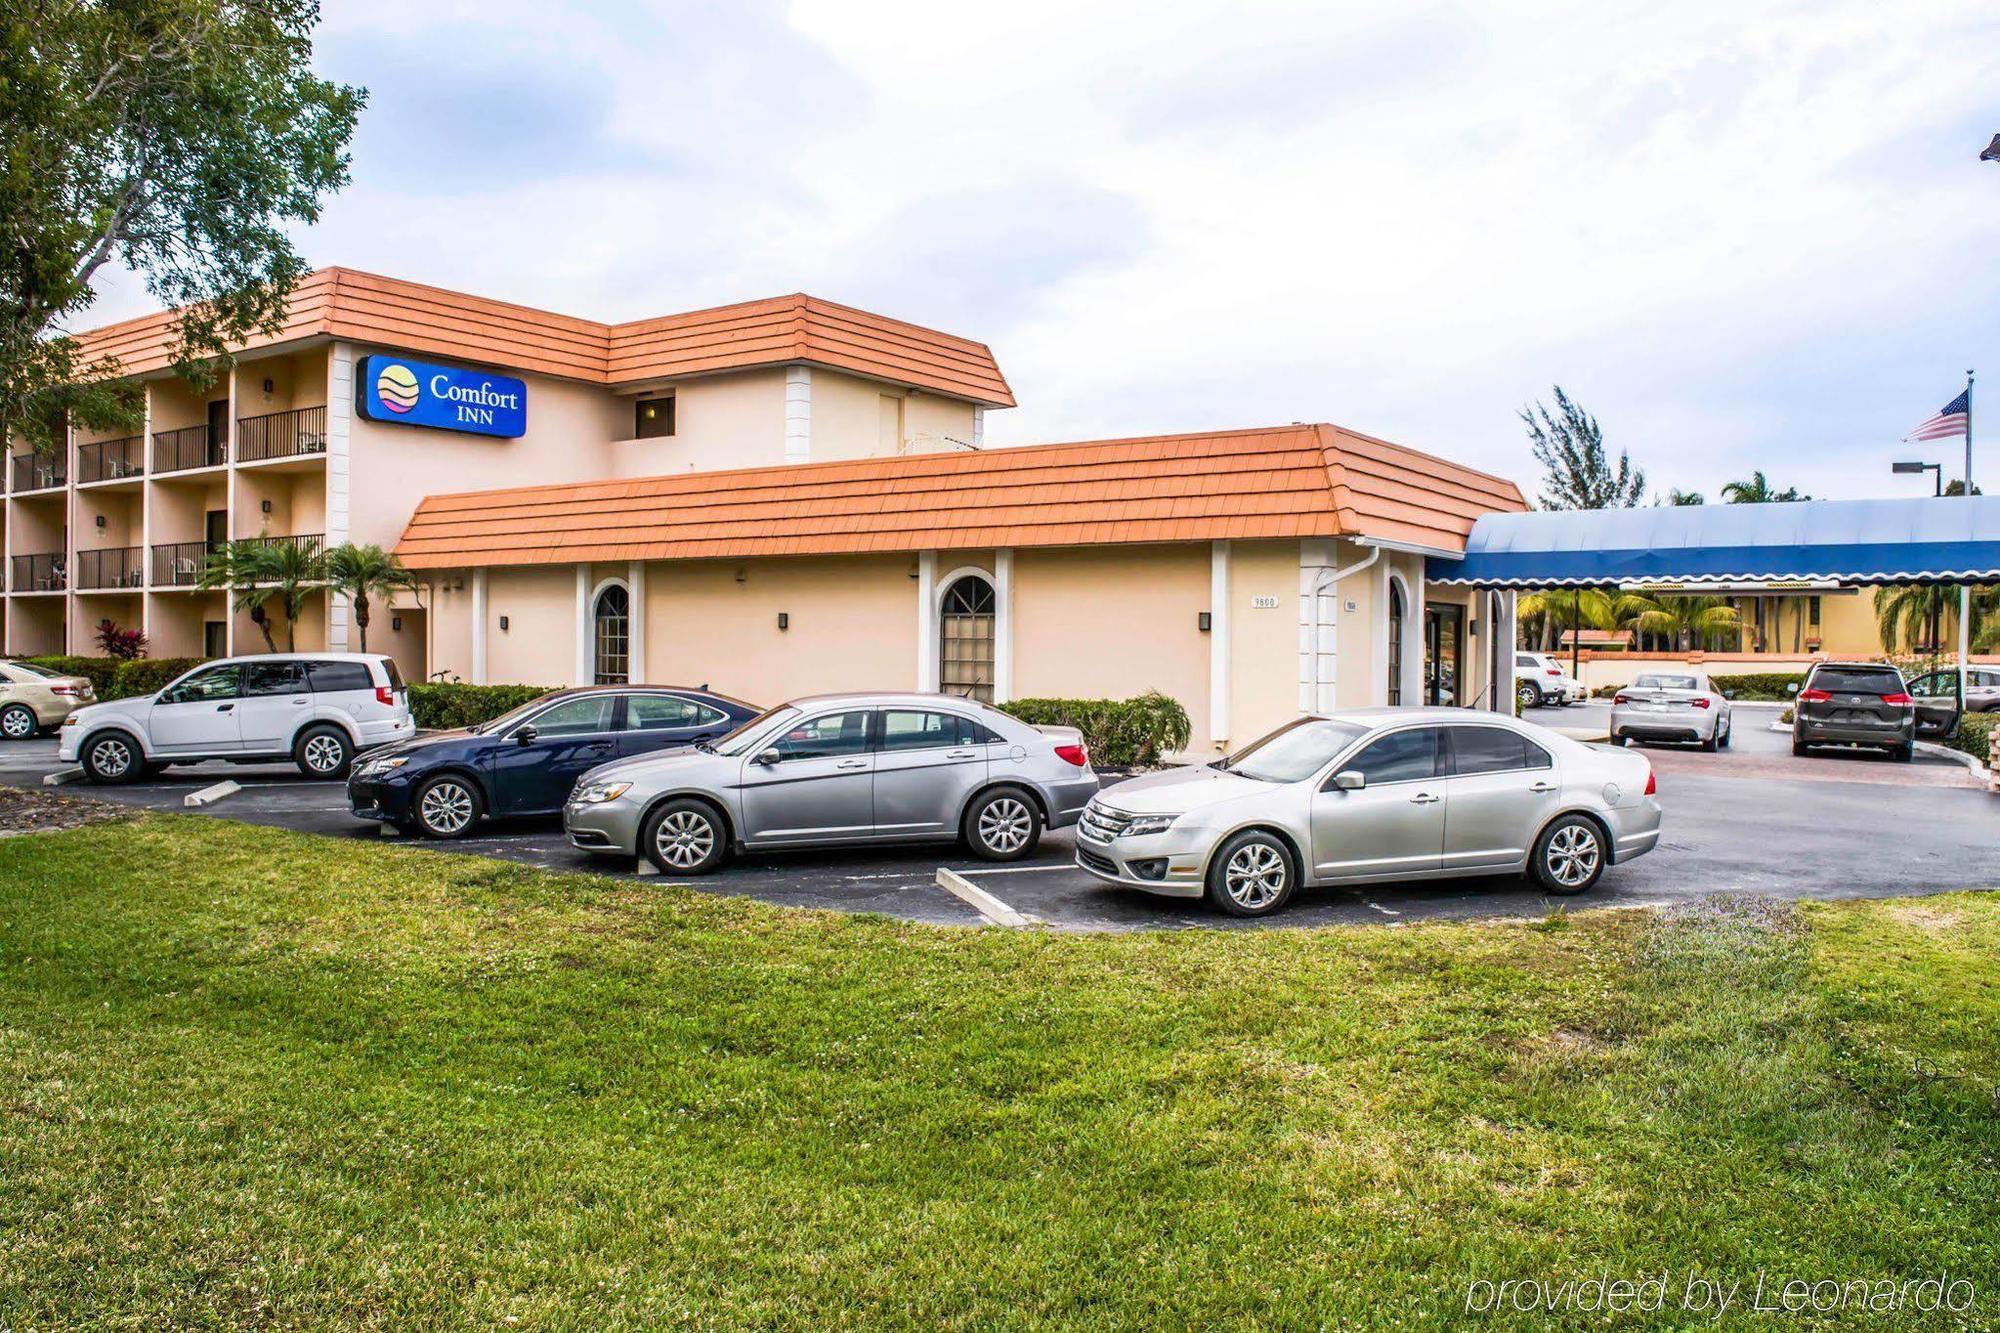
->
[[1634, 674, 1700, 691], [710, 705, 802, 756], [1219, 718, 1368, 783]]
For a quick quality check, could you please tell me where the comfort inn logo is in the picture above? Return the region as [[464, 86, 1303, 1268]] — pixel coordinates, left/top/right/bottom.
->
[[375, 362, 421, 415]]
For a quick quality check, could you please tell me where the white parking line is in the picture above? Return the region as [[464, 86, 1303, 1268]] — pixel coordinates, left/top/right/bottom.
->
[[954, 862, 1081, 876], [935, 867, 1036, 927], [1356, 897, 1402, 917]]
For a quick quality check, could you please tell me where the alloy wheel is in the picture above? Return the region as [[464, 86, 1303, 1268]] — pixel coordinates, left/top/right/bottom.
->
[[1544, 823, 1601, 888], [302, 734, 346, 774], [0, 706, 33, 739], [419, 781, 475, 836], [91, 736, 132, 778], [977, 797, 1033, 854], [1223, 841, 1288, 910], [653, 809, 717, 870]]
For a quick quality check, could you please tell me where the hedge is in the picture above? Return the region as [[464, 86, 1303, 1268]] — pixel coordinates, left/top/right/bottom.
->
[[1708, 671, 1809, 701], [110, 657, 205, 698], [407, 682, 558, 731], [1947, 711, 1998, 765], [998, 691, 1192, 767], [21, 656, 121, 698]]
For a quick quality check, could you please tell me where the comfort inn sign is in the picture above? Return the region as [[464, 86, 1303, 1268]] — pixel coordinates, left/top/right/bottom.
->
[[357, 355, 528, 438]]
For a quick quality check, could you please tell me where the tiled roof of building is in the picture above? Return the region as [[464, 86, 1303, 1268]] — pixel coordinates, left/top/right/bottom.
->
[[70, 268, 1014, 406], [393, 424, 1526, 570]]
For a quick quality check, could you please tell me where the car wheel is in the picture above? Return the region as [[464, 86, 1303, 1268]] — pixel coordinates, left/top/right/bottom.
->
[[1893, 741, 1915, 763], [413, 775, 482, 839], [1699, 729, 1718, 753], [641, 798, 728, 875], [1516, 680, 1541, 710], [293, 725, 353, 779], [81, 731, 140, 784], [1205, 829, 1298, 918], [1792, 737, 1809, 758], [1530, 815, 1606, 895], [0, 704, 38, 741], [964, 787, 1042, 861], [1718, 719, 1732, 749]]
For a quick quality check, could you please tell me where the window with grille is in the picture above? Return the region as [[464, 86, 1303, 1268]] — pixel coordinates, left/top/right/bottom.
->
[[939, 575, 996, 702], [1387, 583, 1405, 706], [593, 585, 630, 684]]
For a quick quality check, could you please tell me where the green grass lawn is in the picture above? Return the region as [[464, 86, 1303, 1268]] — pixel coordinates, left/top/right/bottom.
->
[[2, 815, 1996, 1328]]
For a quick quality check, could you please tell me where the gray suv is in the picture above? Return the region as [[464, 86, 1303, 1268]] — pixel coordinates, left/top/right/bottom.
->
[[562, 692, 1098, 874], [1791, 661, 1916, 761]]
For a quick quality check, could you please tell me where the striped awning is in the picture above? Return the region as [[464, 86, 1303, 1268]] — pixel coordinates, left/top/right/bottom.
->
[[1427, 494, 2000, 588]]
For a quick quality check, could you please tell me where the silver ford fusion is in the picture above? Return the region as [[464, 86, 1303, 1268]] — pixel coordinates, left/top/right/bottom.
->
[[1076, 708, 1660, 917], [563, 692, 1098, 873], [1610, 671, 1733, 751]]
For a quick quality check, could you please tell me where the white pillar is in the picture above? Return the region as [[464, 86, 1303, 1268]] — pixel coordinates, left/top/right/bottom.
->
[[628, 560, 647, 684], [1299, 539, 1338, 713], [470, 569, 488, 685], [784, 366, 812, 464], [1497, 590, 1520, 714], [1210, 540, 1231, 746], [573, 565, 591, 686], [916, 550, 937, 691], [1370, 558, 1391, 707], [325, 341, 354, 651], [993, 548, 1014, 703], [1402, 565, 1427, 708]]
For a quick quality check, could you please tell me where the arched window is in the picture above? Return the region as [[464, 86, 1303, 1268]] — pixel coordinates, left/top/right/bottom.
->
[[1387, 580, 1405, 706], [593, 584, 630, 684], [939, 574, 996, 701]]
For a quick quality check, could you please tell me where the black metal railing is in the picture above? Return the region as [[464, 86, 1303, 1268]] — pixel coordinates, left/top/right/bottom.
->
[[248, 532, 325, 559], [75, 545, 145, 590], [75, 436, 144, 484], [153, 424, 226, 473], [236, 405, 327, 463], [9, 452, 65, 492], [152, 540, 219, 587], [10, 553, 66, 593]]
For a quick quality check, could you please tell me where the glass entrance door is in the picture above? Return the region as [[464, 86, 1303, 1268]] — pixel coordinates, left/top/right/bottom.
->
[[1424, 604, 1463, 707]]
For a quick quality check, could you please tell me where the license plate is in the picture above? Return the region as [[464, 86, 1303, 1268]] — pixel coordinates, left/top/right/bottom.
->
[[1641, 701, 1668, 711]]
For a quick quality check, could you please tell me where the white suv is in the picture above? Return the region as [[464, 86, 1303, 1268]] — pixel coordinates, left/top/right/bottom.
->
[[60, 653, 414, 783], [1515, 652, 1589, 708]]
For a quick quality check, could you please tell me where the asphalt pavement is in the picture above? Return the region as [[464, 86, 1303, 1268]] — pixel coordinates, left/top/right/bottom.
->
[[4, 700, 1996, 931]]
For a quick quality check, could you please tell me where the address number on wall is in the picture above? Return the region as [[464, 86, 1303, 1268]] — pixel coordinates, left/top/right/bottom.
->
[[1250, 596, 1280, 609]]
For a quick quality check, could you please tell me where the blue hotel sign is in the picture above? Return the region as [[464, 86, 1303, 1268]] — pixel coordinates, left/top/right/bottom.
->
[[356, 355, 527, 438]]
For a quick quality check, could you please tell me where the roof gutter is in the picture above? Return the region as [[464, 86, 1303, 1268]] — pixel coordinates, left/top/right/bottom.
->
[[1302, 545, 1383, 711], [1353, 535, 1464, 561]]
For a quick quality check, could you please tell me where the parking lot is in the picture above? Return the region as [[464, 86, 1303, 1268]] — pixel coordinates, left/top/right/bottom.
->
[[4, 701, 1996, 931]]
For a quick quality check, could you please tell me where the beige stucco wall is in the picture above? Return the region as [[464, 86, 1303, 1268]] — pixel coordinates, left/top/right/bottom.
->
[[427, 577, 475, 684], [232, 348, 329, 417], [607, 368, 789, 478], [484, 565, 579, 686], [75, 487, 140, 549], [811, 372, 979, 460], [1226, 540, 1305, 749]]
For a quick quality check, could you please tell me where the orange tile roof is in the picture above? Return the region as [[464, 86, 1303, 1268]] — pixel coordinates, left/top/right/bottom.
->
[[393, 424, 1526, 570], [70, 268, 1014, 406]]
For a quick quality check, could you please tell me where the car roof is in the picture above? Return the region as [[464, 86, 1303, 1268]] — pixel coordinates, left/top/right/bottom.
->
[[1306, 706, 1522, 725], [211, 652, 392, 663], [779, 691, 997, 710], [1811, 660, 1902, 671], [528, 683, 756, 705]]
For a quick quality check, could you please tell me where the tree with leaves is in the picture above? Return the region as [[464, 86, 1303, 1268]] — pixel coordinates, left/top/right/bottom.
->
[[1516, 587, 1620, 653], [1873, 584, 1998, 654], [1720, 471, 1809, 503], [0, 1, 364, 454], [1613, 592, 1740, 653], [326, 543, 420, 653], [196, 537, 327, 653], [1665, 488, 1705, 505], [1520, 386, 1645, 510]]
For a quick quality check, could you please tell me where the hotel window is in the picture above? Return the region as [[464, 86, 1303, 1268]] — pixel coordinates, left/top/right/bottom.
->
[[593, 585, 630, 684], [634, 395, 676, 439], [939, 574, 996, 702]]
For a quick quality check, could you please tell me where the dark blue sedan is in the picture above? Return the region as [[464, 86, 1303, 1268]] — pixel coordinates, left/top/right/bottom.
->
[[347, 685, 761, 839]]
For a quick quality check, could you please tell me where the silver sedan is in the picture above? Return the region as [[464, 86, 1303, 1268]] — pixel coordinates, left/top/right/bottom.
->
[[1610, 671, 1733, 751], [563, 692, 1098, 873], [1076, 708, 1661, 917]]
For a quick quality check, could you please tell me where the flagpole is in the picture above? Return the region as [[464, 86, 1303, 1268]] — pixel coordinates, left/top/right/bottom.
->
[[1958, 368, 1974, 717]]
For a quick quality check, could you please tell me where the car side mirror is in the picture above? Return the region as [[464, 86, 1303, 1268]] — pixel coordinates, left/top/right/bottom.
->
[[1332, 769, 1365, 791], [515, 724, 538, 744], [754, 747, 782, 766], [1722, 690, 1736, 700], [1785, 683, 1799, 695]]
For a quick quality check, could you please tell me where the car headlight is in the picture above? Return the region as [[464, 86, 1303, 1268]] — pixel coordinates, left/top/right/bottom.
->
[[360, 756, 408, 776], [572, 781, 631, 805], [62, 715, 78, 728], [1121, 813, 1179, 837]]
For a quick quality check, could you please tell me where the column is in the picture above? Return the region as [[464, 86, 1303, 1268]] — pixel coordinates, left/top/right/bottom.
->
[[993, 548, 1014, 703], [325, 342, 354, 650], [1210, 540, 1231, 745], [915, 550, 937, 691], [628, 560, 647, 684], [783, 366, 812, 464], [470, 569, 488, 685], [573, 565, 591, 686]]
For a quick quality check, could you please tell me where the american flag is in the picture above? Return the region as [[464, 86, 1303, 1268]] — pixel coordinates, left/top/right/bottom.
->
[[1907, 388, 1970, 441]]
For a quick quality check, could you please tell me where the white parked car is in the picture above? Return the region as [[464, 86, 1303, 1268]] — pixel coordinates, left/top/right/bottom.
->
[[1610, 671, 1733, 751], [59, 653, 414, 782], [1514, 652, 1588, 708]]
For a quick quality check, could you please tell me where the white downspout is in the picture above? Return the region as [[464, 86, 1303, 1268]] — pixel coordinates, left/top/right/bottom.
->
[[1306, 545, 1381, 713]]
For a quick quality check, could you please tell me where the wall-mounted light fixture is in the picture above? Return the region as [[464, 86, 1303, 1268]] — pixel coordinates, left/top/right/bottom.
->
[[262, 378, 275, 395], [498, 615, 510, 632], [1198, 611, 1212, 632], [734, 567, 747, 584], [777, 612, 790, 631], [260, 499, 272, 514], [391, 616, 402, 632], [95, 515, 106, 528]]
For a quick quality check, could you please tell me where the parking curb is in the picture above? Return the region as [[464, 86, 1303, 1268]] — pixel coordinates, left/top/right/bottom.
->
[[41, 769, 82, 787], [935, 867, 1036, 927], [184, 780, 242, 808]]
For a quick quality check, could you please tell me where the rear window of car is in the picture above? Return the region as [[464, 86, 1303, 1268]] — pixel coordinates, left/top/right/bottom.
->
[[306, 660, 375, 694], [1634, 674, 1700, 690], [1809, 666, 1903, 694], [9, 661, 60, 680], [381, 658, 405, 691]]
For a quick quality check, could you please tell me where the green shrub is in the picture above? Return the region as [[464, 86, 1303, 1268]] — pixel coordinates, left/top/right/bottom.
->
[[408, 682, 558, 731], [20, 655, 121, 697], [1709, 671, 1808, 702], [998, 691, 1193, 766], [107, 657, 205, 699], [1948, 711, 1998, 766]]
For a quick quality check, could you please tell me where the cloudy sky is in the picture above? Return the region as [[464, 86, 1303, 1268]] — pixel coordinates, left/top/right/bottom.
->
[[79, 0, 2000, 502]]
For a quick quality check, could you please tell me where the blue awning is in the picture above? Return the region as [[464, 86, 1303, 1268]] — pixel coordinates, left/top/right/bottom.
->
[[1428, 494, 2000, 588]]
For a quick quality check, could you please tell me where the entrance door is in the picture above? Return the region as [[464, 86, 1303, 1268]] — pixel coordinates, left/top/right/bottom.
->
[[1424, 604, 1464, 707], [205, 509, 228, 551], [203, 621, 227, 657], [205, 399, 230, 464]]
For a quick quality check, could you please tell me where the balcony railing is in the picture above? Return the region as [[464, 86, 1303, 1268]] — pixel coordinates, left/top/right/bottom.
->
[[153, 424, 226, 473], [10, 553, 66, 593], [236, 406, 327, 463], [75, 546, 145, 591], [9, 452, 65, 492], [248, 532, 325, 559], [152, 540, 219, 588], [76, 436, 144, 484]]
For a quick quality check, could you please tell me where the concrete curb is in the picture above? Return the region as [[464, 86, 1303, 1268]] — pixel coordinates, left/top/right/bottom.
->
[[183, 780, 241, 808], [1916, 740, 1988, 776], [41, 769, 82, 787], [935, 867, 1036, 927]]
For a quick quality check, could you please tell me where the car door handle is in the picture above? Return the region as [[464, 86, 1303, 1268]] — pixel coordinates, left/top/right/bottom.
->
[[945, 749, 977, 758], [216, 703, 234, 712], [1409, 791, 1440, 804], [292, 697, 309, 705], [1530, 782, 1556, 793], [836, 758, 868, 769]]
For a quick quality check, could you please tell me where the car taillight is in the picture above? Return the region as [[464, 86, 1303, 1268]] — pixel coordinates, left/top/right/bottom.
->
[[1612, 693, 1629, 705], [375, 685, 396, 706], [51, 685, 81, 697], [1690, 697, 1711, 709], [1644, 767, 1657, 796], [1546, 667, 1562, 675], [1054, 743, 1089, 768], [1798, 688, 1832, 703], [1879, 692, 1914, 706]]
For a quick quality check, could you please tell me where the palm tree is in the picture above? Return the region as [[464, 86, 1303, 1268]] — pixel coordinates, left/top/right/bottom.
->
[[196, 540, 281, 652], [326, 543, 420, 653], [194, 538, 328, 653], [1720, 471, 1809, 504], [1613, 592, 1740, 652], [1516, 588, 1619, 652], [1874, 584, 2000, 653]]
